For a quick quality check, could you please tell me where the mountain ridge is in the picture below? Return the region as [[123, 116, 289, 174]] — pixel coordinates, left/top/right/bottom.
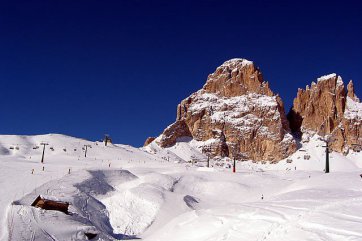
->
[[146, 58, 362, 161]]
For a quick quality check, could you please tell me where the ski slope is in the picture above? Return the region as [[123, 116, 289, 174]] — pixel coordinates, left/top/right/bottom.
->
[[1, 134, 362, 240]]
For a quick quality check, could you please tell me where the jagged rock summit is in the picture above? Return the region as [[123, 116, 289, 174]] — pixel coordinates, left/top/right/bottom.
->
[[147, 58, 297, 161], [288, 73, 362, 153]]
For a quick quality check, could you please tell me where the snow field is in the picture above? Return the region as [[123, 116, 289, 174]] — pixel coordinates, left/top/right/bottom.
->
[[1, 134, 362, 241]]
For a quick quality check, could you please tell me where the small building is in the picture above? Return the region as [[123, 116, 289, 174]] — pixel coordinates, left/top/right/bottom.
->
[[31, 195, 70, 214]]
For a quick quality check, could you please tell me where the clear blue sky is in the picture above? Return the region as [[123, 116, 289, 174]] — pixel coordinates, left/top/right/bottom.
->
[[0, 0, 361, 146]]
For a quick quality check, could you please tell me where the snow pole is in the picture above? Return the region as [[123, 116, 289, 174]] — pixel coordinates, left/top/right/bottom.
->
[[207, 156, 210, 168], [233, 158, 236, 173]]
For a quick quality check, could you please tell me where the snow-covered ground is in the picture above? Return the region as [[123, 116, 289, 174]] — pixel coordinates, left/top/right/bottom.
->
[[1, 134, 362, 240]]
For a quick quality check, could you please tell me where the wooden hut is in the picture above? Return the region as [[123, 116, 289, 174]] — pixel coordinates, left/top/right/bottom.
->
[[31, 195, 70, 214]]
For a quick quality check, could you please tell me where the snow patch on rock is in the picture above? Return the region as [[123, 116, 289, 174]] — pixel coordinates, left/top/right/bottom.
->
[[344, 96, 362, 120]]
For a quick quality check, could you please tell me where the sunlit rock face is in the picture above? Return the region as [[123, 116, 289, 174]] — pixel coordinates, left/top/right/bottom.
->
[[152, 59, 296, 161], [288, 74, 362, 153]]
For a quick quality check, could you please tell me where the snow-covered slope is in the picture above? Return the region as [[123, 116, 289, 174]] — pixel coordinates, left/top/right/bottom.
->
[[0, 134, 168, 240], [1, 134, 362, 241]]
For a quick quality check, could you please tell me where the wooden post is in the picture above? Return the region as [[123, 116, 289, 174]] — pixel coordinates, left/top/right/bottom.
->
[[233, 158, 236, 173], [322, 138, 330, 173], [325, 144, 329, 173]]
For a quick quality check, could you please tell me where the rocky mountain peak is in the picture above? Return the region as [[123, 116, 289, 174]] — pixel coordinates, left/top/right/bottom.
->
[[288, 73, 346, 135], [202, 58, 274, 98], [144, 58, 362, 161], [288, 73, 362, 153], [147, 59, 296, 161]]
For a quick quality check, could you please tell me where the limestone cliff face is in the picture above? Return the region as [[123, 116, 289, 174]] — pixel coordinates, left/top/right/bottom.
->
[[152, 59, 296, 161], [288, 74, 362, 153]]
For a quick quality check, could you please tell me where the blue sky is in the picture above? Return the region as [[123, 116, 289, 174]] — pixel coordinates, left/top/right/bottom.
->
[[0, 0, 361, 146]]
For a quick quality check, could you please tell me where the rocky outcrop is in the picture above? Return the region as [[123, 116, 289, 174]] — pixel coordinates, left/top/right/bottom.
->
[[158, 120, 192, 148], [342, 96, 362, 151], [150, 59, 297, 161], [347, 80, 358, 101], [143, 137, 156, 147], [288, 74, 362, 153], [287, 74, 346, 136]]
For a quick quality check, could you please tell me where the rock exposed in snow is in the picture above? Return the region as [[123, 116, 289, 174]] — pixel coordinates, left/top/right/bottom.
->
[[150, 59, 297, 161], [144, 137, 156, 147], [288, 74, 362, 153]]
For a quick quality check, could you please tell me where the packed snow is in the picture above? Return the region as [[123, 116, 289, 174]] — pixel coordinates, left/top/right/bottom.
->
[[1, 134, 362, 241]]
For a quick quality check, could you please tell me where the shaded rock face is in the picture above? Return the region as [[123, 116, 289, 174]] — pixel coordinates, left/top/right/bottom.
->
[[155, 59, 297, 161], [288, 74, 362, 152]]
